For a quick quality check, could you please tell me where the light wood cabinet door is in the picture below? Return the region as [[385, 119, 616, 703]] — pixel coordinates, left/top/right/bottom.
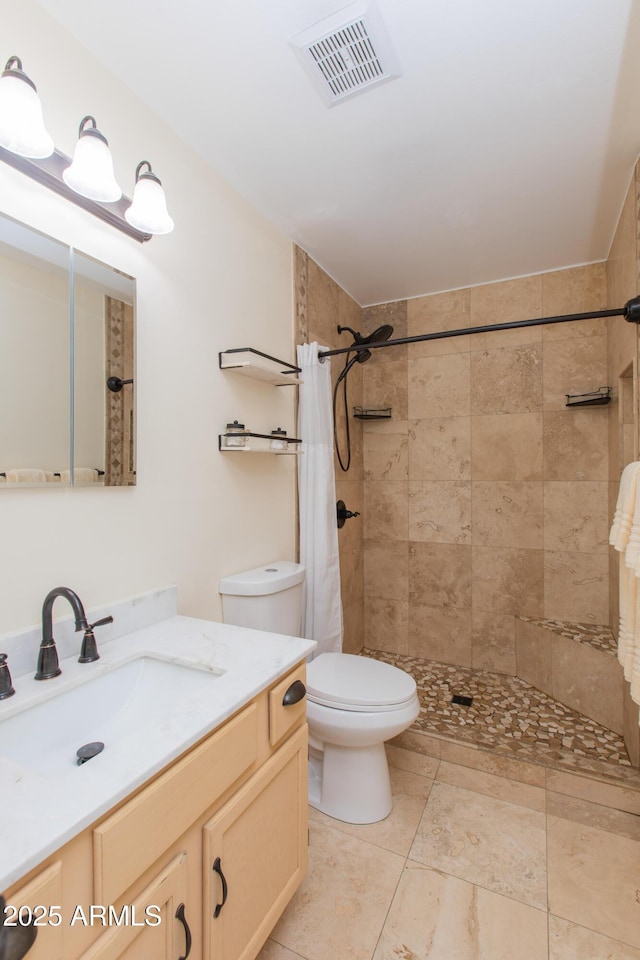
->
[[203, 724, 308, 960], [2, 862, 63, 960], [78, 852, 190, 960]]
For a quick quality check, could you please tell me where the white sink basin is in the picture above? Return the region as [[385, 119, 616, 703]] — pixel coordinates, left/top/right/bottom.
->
[[0, 657, 223, 776]]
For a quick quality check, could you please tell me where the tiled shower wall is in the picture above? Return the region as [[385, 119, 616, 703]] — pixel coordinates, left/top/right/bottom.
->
[[295, 247, 366, 653], [360, 266, 610, 674]]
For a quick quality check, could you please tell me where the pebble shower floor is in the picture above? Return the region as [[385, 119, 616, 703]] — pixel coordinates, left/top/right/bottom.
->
[[364, 648, 640, 787]]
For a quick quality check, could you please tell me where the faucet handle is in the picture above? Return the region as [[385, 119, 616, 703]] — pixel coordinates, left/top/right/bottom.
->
[[78, 615, 113, 664], [0, 653, 15, 700]]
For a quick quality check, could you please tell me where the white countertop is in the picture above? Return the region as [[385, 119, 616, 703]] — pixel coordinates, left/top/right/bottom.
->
[[0, 614, 315, 892]]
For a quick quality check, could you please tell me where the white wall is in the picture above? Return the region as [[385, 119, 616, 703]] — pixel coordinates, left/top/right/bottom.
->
[[0, 0, 297, 634]]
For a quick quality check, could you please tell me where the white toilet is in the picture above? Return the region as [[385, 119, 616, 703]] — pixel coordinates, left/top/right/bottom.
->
[[219, 561, 420, 825]]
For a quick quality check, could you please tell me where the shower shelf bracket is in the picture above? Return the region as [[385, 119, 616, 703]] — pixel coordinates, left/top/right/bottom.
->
[[219, 348, 301, 385], [353, 406, 392, 420], [565, 386, 611, 407]]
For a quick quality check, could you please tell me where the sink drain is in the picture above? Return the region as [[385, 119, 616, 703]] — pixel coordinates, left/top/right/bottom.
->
[[76, 741, 104, 765]]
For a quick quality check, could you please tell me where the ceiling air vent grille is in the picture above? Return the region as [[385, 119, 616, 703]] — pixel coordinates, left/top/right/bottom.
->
[[290, 1, 400, 106]]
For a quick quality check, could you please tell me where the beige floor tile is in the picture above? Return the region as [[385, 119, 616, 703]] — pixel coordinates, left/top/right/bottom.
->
[[546, 791, 640, 842], [436, 760, 546, 812], [386, 743, 440, 779], [410, 781, 547, 909], [270, 820, 405, 960], [257, 940, 308, 960], [545, 768, 640, 815], [372, 861, 548, 960], [308, 766, 433, 857], [549, 915, 640, 960], [547, 816, 640, 949]]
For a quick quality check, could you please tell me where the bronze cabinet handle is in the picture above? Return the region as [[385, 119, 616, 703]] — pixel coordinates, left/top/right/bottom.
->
[[175, 903, 192, 959], [212, 857, 228, 918], [282, 679, 306, 706]]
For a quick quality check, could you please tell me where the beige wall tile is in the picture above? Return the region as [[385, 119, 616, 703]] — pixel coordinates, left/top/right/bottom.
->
[[408, 353, 470, 419], [472, 480, 543, 549], [373, 863, 549, 960], [407, 288, 471, 358], [470, 275, 543, 349], [543, 481, 610, 553], [386, 743, 440, 778], [411, 781, 547, 908], [363, 419, 409, 480], [363, 300, 407, 362], [339, 539, 363, 611], [438, 739, 546, 785], [551, 634, 624, 733], [363, 480, 408, 541], [364, 538, 409, 601], [471, 413, 543, 481], [364, 597, 409, 654], [306, 258, 340, 345], [544, 551, 609, 624], [542, 335, 607, 410], [409, 416, 471, 480], [408, 480, 472, 544], [409, 542, 472, 609], [515, 619, 553, 694], [471, 344, 543, 415], [472, 609, 517, 675], [363, 355, 408, 418], [342, 597, 364, 654], [547, 816, 640, 948], [549, 916, 640, 960], [543, 409, 608, 481], [472, 546, 544, 616], [542, 264, 607, 339], [408, 603, 472, 665]]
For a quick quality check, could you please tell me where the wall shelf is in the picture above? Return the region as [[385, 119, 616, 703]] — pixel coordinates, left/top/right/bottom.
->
[[353, 406, 392, 420], [219, 431, 302, 455], [219, 348, 301, 386]]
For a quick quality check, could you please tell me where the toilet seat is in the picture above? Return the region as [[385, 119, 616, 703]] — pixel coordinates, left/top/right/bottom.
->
[[307, 653, 417, 713]]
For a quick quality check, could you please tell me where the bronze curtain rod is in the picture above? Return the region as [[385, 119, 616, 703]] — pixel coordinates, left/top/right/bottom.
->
[[318, 295, 640, 359]]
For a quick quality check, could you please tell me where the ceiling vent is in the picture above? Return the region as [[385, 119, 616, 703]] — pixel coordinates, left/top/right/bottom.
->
[[289, 0, 401, 107]]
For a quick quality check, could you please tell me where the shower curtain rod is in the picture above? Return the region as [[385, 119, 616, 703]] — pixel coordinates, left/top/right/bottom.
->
[[318, 295, 640, 359]]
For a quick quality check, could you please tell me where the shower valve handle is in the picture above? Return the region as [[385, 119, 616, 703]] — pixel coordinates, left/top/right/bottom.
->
[[337, 500, 360, 528]]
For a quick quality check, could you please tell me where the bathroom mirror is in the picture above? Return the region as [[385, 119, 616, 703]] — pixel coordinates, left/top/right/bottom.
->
[[0, 213, 136, 487]]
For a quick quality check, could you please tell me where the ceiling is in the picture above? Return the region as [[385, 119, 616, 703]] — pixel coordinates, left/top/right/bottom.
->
[[37, 0, 640, 306]]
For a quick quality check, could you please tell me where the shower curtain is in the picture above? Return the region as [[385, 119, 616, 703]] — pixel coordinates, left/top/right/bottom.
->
[[297, 342, 343, 656]]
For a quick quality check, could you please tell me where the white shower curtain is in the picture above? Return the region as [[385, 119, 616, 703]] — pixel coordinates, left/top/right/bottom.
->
[[297, 342, 343, 656]]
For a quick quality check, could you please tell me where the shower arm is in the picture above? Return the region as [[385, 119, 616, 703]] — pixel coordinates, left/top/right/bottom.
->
[[318, 297, 640, 360]]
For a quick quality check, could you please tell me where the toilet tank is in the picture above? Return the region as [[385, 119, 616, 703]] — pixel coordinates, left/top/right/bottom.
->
[[219, 561, 305, 636]]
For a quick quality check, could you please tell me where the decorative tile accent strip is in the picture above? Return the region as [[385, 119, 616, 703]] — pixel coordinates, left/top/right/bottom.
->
[[517, 617, 616, 656], [363, 649, 640, 786]]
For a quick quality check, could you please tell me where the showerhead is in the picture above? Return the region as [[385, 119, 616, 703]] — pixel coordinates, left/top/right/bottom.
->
[[337, 323, 394, 349]]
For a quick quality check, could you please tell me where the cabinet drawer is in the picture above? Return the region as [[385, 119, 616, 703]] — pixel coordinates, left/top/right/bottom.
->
[[94, 702, 258, 905], [269, 663, 307, 747], [3, 862, 63, 960]]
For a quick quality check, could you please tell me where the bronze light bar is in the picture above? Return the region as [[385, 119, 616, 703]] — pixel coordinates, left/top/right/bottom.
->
[[0, 143, 151, 243], [318, 296, 640, 359]]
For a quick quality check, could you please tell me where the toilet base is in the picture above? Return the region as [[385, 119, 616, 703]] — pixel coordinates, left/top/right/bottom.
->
[[308, 740, 393, 824]]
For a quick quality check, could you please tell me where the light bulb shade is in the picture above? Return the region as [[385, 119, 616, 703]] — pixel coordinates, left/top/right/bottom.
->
[[125, 162, 174, 235], [0, 57, 54, 158], [62, 116, 121, 202]]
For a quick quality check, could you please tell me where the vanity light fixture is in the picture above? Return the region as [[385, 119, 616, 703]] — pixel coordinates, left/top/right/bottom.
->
[[62, 115, 122, 202], [0, 54, 173, 241], [0, 56, 54, 158], [124, 161, 174, 235]]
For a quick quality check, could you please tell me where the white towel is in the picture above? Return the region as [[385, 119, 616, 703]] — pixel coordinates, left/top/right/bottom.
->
[[610, 461, 640, 709], [60, 468, 99, 483], [5, 468, 47, 483], [610, 461, 640, 551]]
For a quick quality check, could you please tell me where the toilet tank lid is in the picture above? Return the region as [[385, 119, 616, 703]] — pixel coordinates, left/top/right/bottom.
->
[[219, 561, 305, 596]]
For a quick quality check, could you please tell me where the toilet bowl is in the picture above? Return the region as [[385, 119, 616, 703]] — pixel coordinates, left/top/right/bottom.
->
[[219, 562, 420, 825], [306, 653, 420, 824]]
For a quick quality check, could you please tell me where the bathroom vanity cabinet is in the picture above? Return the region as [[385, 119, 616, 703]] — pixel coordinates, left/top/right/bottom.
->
[[3, 662, 308, 960]]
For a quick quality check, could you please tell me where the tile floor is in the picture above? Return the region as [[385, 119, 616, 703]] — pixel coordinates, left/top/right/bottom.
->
[[258, 745, 640, 960]]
